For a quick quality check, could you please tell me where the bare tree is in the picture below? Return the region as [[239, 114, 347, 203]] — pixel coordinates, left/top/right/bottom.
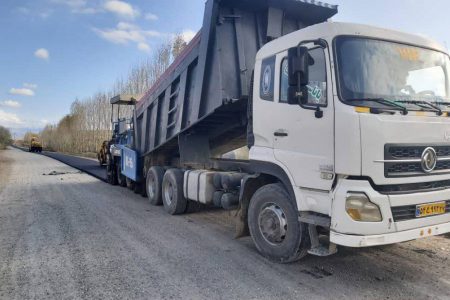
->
[[0, 126, 12, 149], [39, 35, 186, 155]]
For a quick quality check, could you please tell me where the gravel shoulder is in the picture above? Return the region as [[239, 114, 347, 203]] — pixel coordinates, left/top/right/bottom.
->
[[0, 148, 11, 191], [0, 147, 449, 300]]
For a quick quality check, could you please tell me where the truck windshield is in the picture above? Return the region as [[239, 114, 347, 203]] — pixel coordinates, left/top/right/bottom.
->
[[335, 36, 450, 109]]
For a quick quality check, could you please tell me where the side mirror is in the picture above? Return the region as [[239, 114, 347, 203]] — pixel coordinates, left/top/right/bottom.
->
[[288, 46, 310, 104]]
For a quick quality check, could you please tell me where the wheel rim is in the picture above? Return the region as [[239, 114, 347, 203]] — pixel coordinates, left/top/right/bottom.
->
[[164, 181, 174, 206], [148, 176, 155, 199], [258, 203, 288, 245]]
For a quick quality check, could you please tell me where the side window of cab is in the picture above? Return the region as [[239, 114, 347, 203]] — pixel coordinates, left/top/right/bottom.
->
[[280, 48, 327, 106]]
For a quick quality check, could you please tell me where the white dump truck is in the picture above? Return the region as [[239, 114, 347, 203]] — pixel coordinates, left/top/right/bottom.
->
[[109, 0, 450, 262]]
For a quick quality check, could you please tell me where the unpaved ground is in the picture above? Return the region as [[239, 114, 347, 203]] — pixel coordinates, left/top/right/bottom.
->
[[0, 147, 449, 300]]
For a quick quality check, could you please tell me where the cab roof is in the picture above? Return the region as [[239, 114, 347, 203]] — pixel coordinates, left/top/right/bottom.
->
[[256, 22, 448, 59]]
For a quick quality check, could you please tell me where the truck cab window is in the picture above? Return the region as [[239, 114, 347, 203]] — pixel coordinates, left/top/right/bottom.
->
[[280, 48, 327, 106], [280, 58, 289, 102]]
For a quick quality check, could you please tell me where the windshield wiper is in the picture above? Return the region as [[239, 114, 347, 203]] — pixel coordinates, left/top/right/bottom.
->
[[347, 98, 408, 115], [430, 101, 450, 108], [394, 100, 443, 116]]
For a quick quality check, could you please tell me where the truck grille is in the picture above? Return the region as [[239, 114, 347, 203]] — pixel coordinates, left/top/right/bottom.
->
[[389, 145, 450, 158], [384, 144, 450, 177], [391, 200, 450, 222]]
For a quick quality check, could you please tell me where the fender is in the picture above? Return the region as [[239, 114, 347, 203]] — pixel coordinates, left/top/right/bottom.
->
[[235, 160, 297, 238], [249, 160, 296, 202]]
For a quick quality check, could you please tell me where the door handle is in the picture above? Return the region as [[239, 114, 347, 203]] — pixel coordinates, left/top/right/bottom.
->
[[274, 131, 288, 137]]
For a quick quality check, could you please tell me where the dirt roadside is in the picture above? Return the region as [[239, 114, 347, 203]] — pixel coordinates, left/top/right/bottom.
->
[[0, 148, 12, 192]]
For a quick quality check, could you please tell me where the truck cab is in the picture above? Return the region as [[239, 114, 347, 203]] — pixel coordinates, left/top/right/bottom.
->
[[252, 22, 450, 250]]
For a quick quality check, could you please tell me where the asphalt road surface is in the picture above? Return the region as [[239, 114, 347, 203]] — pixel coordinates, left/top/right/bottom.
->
[[42, 151, 106, 181], [1, 147, 449, 300]]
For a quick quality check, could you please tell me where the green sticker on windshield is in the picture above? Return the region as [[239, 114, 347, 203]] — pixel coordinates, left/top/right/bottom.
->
[[307, 84, 323, 103]]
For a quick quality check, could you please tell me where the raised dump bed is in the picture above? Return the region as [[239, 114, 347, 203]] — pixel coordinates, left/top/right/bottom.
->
[[134, 0, 337, 166]]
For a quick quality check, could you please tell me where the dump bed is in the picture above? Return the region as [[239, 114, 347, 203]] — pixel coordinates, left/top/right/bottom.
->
[[134, 0, 337, 160]]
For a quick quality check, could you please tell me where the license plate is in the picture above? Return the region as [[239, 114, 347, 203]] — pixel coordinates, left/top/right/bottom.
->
[[415, 202, 446, 218]]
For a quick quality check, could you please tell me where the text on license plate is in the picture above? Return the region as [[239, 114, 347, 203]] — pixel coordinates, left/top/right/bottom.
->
[[415, 202, 446, 218]]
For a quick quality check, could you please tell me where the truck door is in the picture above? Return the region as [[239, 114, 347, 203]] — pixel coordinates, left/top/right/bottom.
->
[[272, 46, 334, 191]]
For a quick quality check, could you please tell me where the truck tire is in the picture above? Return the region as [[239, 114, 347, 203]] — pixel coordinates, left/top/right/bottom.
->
[[106, 155, 118, 185], [162, 168, 187, 215], [248, 183, 309, 263], [146, 166, 164, 205], [117, 164, 127, 187]]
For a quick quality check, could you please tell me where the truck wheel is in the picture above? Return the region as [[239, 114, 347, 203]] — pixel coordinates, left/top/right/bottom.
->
[[248, 183, 309, 263], [162, 169, 187, 215], [106, 154, 117, 185], [117, 164, 126, 187], [106, 155, 118, 185], [146, 166, 164, 205]]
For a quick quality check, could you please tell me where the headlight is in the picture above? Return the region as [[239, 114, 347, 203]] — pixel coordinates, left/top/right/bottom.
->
[[345, 192, 382, 222]]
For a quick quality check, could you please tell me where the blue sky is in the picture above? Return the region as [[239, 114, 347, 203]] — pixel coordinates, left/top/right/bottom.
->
[[0, 0, 449, 137]]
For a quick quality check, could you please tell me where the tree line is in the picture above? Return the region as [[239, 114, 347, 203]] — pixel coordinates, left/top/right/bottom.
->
[[38, 35, 187, 155], [0, 126, 12, 150]]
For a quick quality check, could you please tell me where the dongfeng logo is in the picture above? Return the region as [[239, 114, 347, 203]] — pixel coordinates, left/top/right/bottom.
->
[[262, 65, 272, 95], [421, 147, 437, 173]]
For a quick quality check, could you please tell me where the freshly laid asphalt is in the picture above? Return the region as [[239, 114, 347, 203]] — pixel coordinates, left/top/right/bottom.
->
[[41, 151, 107, 181]]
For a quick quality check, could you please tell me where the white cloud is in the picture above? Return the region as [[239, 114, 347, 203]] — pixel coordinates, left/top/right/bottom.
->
[[39, 10, 53, 19], [0, 100, 21, 108], [23, 83, 38, 89], [94, 27, 143, 44], [0, 109, 23, 127], [34, 48, 50, 60], [56, 0, 87, 8], [51, 0, 99, 14], [17, 7, 31, 15], [117, 21, 138, 31], [9, 88, 35, 96], [145, 13, 158, 21], [17, 6, 53, 19], [182, 29, 197, 43], [137, 42, 151, 53], [75, 7, 98, 14], [93, 22, 163, 52], [104, 0, 139, 19]]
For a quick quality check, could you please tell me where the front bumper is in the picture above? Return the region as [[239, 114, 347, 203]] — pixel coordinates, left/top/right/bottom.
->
[[330, 221, 450, 247], [330, 178, 450, 247]]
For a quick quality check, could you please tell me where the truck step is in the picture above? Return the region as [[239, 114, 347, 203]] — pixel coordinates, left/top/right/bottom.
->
[[307, 224, 337, 257], [308, 243, 337, 257]]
